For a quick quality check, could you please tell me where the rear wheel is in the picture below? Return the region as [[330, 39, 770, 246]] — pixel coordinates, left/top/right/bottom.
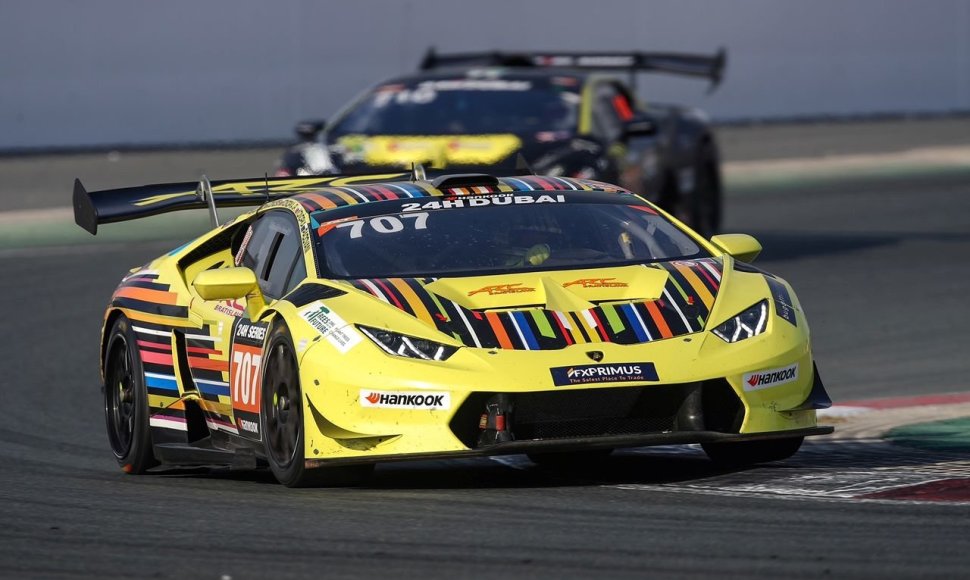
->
[[686, 142, 721, 237], [104, 315, 158, 474], [702, 436, 804, 467], [261, 322, 372, 487], [527, 448, 614, 469]]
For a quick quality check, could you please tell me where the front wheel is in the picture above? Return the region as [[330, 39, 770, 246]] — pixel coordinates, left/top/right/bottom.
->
[[260, 322, 372, 487], [104, 315, 158, 474], [702, 436, 804, 468]]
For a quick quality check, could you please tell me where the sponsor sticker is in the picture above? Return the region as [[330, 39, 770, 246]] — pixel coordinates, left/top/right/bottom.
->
[[300, 301, 362, 353], [550, 362, 659, 386], [229, 318, 269, 441], [359, 390, 451, 410], [743, 363, 799, 392], [400, 194, 565, 212], [766, 277, 798, 327], [468, 283, 535, 297], [563, 278, 628, 289]]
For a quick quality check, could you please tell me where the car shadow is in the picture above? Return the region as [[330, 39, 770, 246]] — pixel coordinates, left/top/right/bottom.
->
[[148, 438, 970, 491]]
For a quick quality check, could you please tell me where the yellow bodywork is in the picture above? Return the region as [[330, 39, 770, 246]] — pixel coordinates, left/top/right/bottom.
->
[[100, 178, 823, 469]]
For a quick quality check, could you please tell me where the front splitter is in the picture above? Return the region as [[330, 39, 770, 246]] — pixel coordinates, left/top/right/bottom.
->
[[304, 426, 833, 468]]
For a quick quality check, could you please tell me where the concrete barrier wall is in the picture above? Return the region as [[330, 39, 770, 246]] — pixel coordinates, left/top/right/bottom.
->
[[2, 0, 968, 149]]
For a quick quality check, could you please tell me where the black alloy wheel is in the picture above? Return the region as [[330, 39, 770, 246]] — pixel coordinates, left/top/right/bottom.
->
[[104, 315, 157, 474], [261, 322, 373, 487]]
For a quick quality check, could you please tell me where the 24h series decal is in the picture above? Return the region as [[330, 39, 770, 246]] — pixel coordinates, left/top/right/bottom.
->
[[229, 319, 269, 440]]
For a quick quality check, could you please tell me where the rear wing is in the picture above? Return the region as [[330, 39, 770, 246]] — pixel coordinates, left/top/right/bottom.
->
[[72, 173, 408, 235], [420, 47, 727, 90]]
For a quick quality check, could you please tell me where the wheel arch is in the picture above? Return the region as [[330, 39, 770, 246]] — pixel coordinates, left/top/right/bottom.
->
[[100, 308, 125, 384]]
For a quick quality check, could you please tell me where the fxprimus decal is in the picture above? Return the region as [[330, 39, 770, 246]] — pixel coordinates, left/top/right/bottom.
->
[[550, 362, 659, 386], [229, 319, 269, 441], [300, 301, 362, 353], [359, 390, 451, 410], [743, 363, 799, 392]]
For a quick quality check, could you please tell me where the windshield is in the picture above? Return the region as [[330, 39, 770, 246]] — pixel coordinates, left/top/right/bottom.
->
[[315, 196, 705, 278], [329, 77, 580, 136]]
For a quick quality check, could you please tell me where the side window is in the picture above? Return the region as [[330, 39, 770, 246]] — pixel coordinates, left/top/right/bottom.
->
[[591, 83, 631, 142], [240, 212, 307, 301]]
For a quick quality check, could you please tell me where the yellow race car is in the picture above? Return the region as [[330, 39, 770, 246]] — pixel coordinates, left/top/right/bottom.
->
[[74, 171, 832, 487]]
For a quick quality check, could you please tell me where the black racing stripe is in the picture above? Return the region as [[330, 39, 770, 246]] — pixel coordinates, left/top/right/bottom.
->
[[494, 312, 525, 349], [186, 338, 220, 350], [403, 278, 452, 325], [112, 297, 188, 319], [657, 290, 692, 336], [523, 312, 569, 350], [433, 297, 481, 348], [377, 279, 420, 318], [568, 312, 592, 343], [122, 279, 174, 291], [461, 305, 504, 349], [129, 320, 173, 334], [189, 367, 227, 384], [592, 306, 639, 345], [631, 302, 662, 341], [283, 283, 347, 307]]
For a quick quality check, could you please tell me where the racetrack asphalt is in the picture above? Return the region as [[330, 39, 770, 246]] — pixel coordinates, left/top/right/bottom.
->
[[1, 145, 970, 577]]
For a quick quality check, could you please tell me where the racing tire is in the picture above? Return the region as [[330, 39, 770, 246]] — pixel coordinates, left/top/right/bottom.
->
[[104, 315, 158, 474], [527, 448, 614, 469], [687, 142, 722, 238], [260, 322, 373, 488], [701, 436, 804, 468]]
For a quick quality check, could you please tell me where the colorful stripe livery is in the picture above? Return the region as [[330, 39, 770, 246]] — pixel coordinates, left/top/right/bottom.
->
[[292, 176, 615, 214], [348, 259, 722, 350], [116, 269, 237, 437], [109, 271, 190, 326]]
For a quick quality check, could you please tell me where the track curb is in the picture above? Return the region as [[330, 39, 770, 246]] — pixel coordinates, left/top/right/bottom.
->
[[819, 392, 970, 441]]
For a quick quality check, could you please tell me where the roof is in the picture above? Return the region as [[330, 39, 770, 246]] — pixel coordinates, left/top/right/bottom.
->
[[290, 175, 627, 214]]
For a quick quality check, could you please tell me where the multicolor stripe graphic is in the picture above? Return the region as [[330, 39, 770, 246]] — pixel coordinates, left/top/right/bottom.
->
[[292, 176, 609, 214], [348, 259, 722, 350]]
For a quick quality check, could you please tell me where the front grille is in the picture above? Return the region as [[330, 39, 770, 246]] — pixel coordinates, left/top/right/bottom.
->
[[513, 387, 677, 440], [449, 380, 744, 449]]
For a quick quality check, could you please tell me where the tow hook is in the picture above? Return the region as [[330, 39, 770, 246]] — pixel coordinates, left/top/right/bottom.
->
[[478, 394, 514, 445]]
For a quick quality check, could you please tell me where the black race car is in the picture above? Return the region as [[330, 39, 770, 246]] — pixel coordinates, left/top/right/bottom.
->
[[277, 49, 726, 234]]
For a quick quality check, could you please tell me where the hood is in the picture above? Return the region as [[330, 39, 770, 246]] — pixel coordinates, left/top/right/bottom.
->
[[326, 132, 585, 173], [344, 259, 722, 350]]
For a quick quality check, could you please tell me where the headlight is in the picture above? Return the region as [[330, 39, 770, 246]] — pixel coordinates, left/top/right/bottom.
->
[[357, 325, 458, 361], [711, 300, 768, 343]]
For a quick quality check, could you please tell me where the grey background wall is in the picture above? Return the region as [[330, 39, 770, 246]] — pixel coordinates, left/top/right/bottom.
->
[[2, 0, 968, 150]]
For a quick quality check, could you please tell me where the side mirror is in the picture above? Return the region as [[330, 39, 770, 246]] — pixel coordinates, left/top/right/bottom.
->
[[193, 267, 267, 319], [710, 234, 762, 263], [193, 267, 258, 300], [622, 114, 657, 140], [295, 119, 326, 140]]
